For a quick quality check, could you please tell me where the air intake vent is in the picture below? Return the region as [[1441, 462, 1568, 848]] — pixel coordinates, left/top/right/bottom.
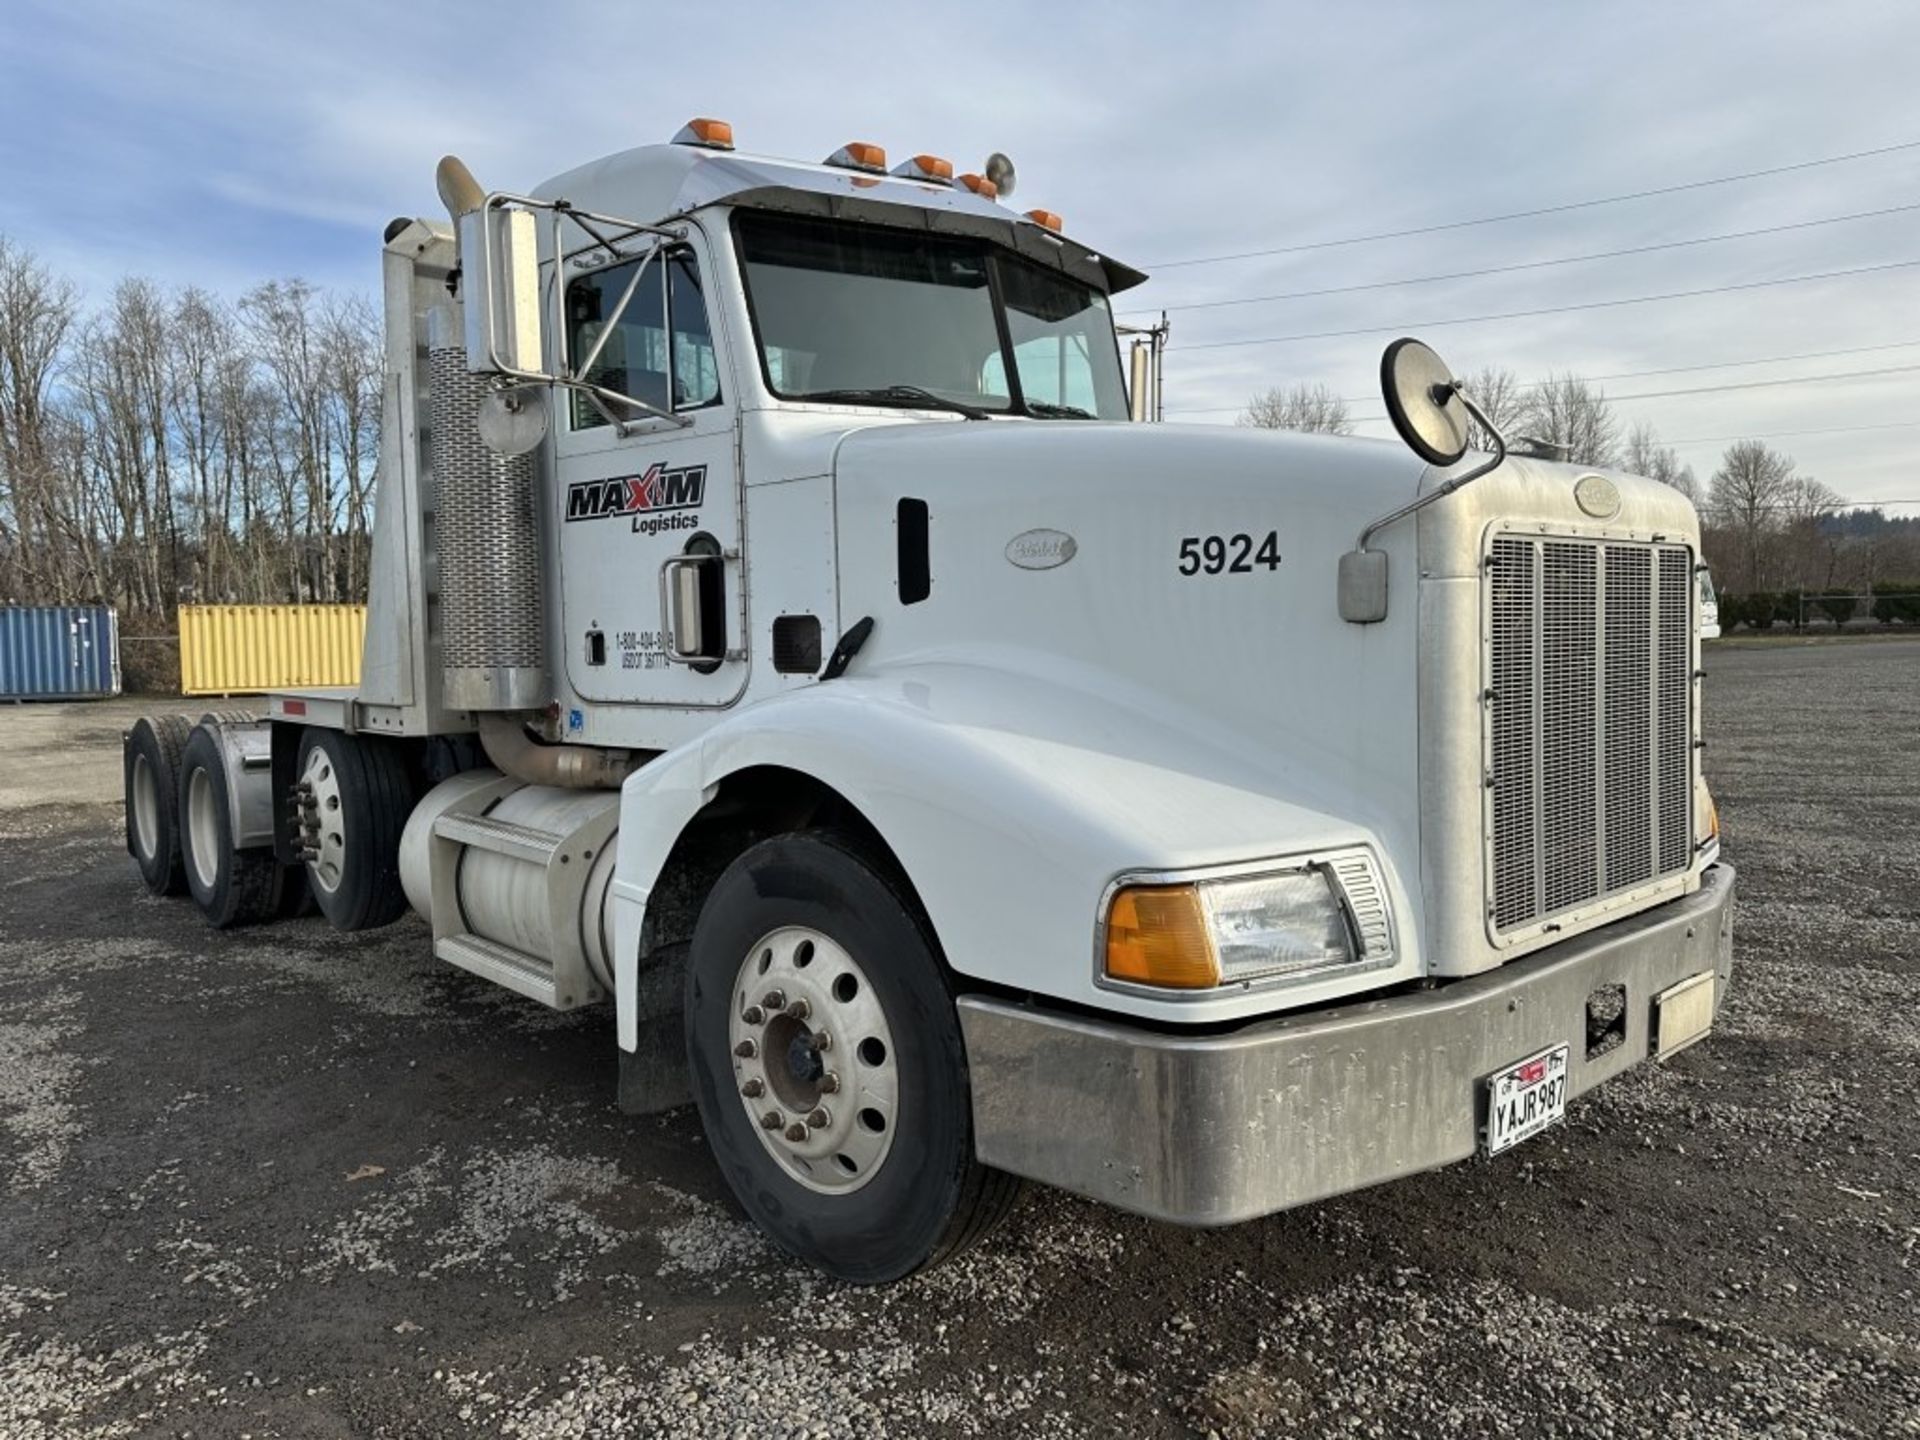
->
[[773, 615, 822, 675]]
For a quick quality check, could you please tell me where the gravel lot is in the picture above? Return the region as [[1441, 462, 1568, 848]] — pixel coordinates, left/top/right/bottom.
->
[[2, 641, 1916, 1439]]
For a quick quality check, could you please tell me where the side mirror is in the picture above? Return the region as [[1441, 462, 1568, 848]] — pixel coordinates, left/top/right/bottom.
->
[[436, 156, 545, 376], [1340, 337, 1509, 625], [432, 154, 692, 438], [984, 152, 1017, 197], [460, 202, 545, 376], [1380, 337, 1471, 467]]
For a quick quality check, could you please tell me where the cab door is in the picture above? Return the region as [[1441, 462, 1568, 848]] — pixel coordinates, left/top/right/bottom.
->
[[554, 236, 746, 706]]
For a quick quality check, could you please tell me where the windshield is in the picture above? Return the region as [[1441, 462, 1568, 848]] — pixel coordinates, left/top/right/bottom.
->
[[735, 211, 1129, 420]]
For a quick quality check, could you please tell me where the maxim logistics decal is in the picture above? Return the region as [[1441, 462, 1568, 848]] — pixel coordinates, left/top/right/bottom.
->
[[565, 463, 706, 536]]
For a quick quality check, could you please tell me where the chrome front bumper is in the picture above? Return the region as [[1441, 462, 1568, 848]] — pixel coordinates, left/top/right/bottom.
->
[[958, 864, 1735, 1225]]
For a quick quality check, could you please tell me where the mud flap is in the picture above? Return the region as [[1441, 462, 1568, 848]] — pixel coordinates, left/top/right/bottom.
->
[[617, 943, 692, 1115]]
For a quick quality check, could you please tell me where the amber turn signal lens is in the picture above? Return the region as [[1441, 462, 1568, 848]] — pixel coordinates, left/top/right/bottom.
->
[[675, 118, 735, 150], [827, 142, 888, 173], [1104, 884, 1219, 989]]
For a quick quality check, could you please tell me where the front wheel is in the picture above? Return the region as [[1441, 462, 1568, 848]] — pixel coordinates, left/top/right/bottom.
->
[[685, 832, 1021, 1283]]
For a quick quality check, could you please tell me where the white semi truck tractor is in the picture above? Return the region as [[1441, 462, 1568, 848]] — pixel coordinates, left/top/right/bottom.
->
[[121, 119, 1734, 1283]]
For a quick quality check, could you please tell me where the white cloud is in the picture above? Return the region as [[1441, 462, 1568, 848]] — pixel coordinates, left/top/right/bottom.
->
[[2, 0, 1916, 504]]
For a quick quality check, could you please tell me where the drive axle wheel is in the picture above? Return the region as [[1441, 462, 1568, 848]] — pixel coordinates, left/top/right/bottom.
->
[[292, 729, 412, 932], [179, 725, 283, 929], [125, 713, 193, 895], [686, 831, 1022, 1283]]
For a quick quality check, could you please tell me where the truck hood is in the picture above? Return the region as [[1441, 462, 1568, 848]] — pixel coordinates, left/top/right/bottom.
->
[[827, 420, 1432, 869]]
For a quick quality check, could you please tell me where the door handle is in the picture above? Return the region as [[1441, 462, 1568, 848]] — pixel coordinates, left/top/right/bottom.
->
[[658, 552, 717, 665]]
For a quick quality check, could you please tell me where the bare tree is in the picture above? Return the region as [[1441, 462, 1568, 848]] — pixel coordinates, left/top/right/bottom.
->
[[1457, 366, 1525, 452], [0, 236, 79, 601], [1708, 440, 1797, 593], [0, 230, 383, 616], [1520, 373, 1619, 467], [1238, 382, 1353, 435], [1779, 475, 1844, 591], [1621, 422, 1698, 500], [321, 293, 381, 598]]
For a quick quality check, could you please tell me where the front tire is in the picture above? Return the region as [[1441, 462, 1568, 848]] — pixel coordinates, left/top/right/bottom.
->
[[178, 726, 284, 929], [685, 831, 1021, 1283]]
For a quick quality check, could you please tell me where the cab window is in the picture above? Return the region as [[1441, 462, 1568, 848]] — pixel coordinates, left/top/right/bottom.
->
[[566, 250, 721, 429], [996, 257, 1128, 418]]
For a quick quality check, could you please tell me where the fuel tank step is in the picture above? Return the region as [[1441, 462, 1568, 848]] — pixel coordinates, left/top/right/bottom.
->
[[432, 811, 561, 865], [435, 933, 557, 1007]]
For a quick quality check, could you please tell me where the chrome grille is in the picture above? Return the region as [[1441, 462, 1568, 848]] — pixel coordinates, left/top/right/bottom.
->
[[1657, 549, 1693, 874], [1487, 535, 1693, 933], [1603, 547, 1652, 892]]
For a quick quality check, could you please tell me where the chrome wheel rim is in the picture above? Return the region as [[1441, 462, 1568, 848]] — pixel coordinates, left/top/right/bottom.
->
[[131, 752, 159, 859], [300, 747, 346, 895], [185, 767, 220, 890], [728, 925, 898, 1194]]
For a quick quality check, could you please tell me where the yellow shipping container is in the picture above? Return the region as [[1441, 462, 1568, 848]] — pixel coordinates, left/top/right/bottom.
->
[[178, 605, 367, 695]]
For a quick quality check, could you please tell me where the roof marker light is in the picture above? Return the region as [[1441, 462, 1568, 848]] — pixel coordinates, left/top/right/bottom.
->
[[1025, 208, 1064, 233], [673, 118, 734, 150], [956, 173, 998, 200], [891, 154, 954, 184], [825, 142, 888, 173]]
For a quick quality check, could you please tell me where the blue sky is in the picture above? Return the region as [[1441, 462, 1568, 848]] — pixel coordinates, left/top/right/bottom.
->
[[4, 0, 1918, 506]]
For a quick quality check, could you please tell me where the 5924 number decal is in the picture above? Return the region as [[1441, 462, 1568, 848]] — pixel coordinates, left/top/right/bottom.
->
[[1178, 531, 1282, 576]]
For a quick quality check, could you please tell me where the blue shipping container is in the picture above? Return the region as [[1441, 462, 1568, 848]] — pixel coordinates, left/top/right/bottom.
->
[[0, 606, 121, 699]]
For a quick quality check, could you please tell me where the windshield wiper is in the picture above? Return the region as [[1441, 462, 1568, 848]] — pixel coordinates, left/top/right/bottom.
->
[[1024, 401, 1095, 419], [795, 385, 991, 420]]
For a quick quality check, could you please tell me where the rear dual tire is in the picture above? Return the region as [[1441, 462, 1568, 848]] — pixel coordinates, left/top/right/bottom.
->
[[178, 726, 283, 929], [126, 714, 193, 896]]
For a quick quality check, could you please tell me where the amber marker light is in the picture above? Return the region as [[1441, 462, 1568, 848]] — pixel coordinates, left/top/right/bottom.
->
[[1025, 208, 1063, 232], [892, 154, 955, 183], [826, 142, 888, 173], [1104, 884, 1220, 990], [674, 118, 734, 150]]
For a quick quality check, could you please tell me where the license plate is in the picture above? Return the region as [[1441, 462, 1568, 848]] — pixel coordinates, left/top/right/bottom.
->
[[1485, 1043, 1570, 1156]]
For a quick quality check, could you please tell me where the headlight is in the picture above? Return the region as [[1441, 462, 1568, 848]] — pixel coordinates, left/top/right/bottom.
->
[[1102, 851, 1394, 993], [1204, 870, 1355, 982]]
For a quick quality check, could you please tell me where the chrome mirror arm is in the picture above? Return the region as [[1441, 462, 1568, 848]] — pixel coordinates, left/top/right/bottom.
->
[[1354, 384, 1508, 553], [567, 378, 691, 437]]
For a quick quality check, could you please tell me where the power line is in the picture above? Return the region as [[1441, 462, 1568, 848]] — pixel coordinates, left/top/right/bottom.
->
[[1716, 499, 1920, 509], [1662, 421, 1920, 444], [1165, 339, 1920, 415], [1601, 362, 1920, 403], [1176, 258, 1920, 351], [1147, 137, 1920, 269], [1127, 202, 1920, 314], [1354, 361, 1920, 408], [1517, 339, 1920, 388], [1308, 421, 1920, 447]]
